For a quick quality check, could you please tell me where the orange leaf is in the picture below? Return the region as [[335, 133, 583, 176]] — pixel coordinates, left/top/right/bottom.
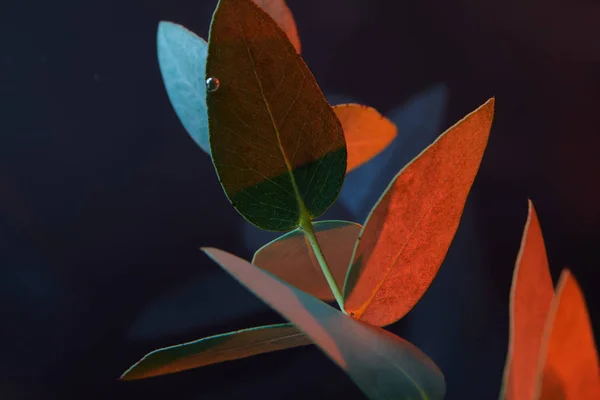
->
[[343, 98, 494, 327], [252, 220, 361, 301], [120, 324, 310, 380], [332, 104, 397, 173], [535, 270, 600, 400], [501, 199, 554, 400], [252, 0, 301, 53]]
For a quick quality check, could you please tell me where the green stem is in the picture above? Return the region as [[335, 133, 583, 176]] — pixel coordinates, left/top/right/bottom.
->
[[299, 216, 346, 313]]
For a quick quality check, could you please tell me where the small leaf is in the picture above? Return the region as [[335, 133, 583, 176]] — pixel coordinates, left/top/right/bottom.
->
[[252, 0, 301, 53], [252, 220, 361, 300], [343, 98, 494, 327], [157, 22, 210, 153], [203, 248, 446, 400], [120, 323, 311, 380], [333, 104, 397, 173], [501, 200, 554, 400], [534, 270, 600, 399], [206, 0, 346, 231]]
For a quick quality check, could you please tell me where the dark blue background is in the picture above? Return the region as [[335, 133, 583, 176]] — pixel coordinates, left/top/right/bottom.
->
[[1, 0, 599, 398]]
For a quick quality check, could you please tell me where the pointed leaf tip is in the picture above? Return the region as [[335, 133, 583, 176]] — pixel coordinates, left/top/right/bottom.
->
[[120, 323, 310, 380], [343, 98, 494, 327], [501, 199, 554, 400]]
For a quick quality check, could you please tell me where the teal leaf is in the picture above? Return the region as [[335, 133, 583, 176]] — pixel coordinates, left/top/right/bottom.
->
[[203, 247, 446, 400], [206, 0, 347, 231], [157, 21, 210, 153], [120, 323, 311, 380]]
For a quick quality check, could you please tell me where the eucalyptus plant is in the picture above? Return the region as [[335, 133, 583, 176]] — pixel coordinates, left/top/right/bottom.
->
[[121, 0, 495, 398]]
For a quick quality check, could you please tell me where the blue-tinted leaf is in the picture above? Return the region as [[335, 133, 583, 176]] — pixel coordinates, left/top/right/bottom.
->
[[157, 21, 209, 153], [203, 248, 446, 400], [339, 84, 448, 222]]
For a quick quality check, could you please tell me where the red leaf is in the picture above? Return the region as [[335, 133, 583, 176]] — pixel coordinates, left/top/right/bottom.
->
[[343, 98, 494, 326], [501, 200, 554, 400]]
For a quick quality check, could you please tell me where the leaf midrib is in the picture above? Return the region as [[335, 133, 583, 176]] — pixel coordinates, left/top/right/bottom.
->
[[235, 10, 310, 224]]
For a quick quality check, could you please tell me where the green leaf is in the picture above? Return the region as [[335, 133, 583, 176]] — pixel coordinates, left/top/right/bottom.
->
[[338, 84, 448, 222], [120, 323, 310, 380], [206, 0, 347, 231], [252, 220, 361, 300], [203, 248, 446, 400], [157, 21, 210, 153]]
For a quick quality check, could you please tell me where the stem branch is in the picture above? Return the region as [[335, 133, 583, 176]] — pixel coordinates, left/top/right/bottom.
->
[[299, 217, 346, 312]]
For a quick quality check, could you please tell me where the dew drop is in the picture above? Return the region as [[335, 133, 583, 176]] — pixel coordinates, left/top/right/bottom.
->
[[206, 77, 220, 92]]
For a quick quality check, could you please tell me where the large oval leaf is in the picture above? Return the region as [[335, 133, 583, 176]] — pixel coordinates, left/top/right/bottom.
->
[[343, 98, 494, 327], [252, 220, 361, 300], [501, 200, 554, 400], [534, 270, 600, 399], [332, 104, 397, 173], [203, 248, 446, 400], [157, 0, 299, 155], [120, 323, 310, 380], [206, 0, 347, 231], [157, 22, 209, 153], [253, 0, 301, 53]]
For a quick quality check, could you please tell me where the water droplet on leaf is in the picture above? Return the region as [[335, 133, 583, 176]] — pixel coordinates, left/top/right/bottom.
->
[[206, 77, 220, 92]]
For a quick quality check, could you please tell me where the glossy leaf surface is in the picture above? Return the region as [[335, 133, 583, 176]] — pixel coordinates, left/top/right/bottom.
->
[[253, 0, 301, 53], [535, 270, 600, 400], [252, 220, 361, 300], [157, 22, 210, 153], [333, 104, 397, 173], [206, 0, 346, 231], [120, 323, 310, 380], [501, 200, 554, 400], [344, 98, 494, 327], [203, 248, 446, 400]]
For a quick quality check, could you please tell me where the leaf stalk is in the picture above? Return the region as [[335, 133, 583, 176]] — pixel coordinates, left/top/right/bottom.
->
[[299, 215, 346, 312]]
